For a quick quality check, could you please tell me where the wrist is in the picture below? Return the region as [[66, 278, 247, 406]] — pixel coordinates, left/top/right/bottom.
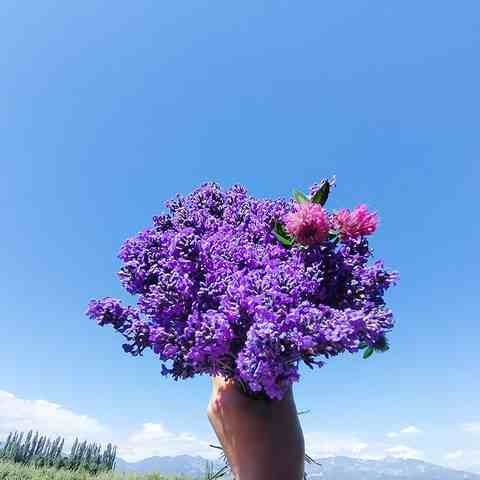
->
[[230, 445, 305, 480]]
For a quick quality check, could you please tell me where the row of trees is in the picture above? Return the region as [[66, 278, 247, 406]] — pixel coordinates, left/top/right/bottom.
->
[[0, 431, 117, 474]]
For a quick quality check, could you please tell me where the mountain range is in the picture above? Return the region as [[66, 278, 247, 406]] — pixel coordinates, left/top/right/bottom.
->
[[115, 455, 480, 479]]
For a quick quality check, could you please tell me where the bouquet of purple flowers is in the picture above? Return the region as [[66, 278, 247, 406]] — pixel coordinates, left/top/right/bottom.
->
[[87, 179, 397, 400]]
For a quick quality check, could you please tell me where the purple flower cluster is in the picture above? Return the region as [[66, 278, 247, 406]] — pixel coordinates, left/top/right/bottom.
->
[[86, 182, 397, 399]]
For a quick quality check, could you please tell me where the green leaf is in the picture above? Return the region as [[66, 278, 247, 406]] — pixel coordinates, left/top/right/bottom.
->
[[363, 346, 374, 359], [311, 180, 330, 206], [273, 222, 294, 246], [359, 342, 368, 349], [293, 190, 309, 204], [273, 231, 293, 247], [328, 229, 341, 243], [373, 335, 390, 352], [275, 221, 291, 238]]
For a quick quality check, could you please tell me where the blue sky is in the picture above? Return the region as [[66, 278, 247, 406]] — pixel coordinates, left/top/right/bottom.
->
[[1, 0, 479, 473]]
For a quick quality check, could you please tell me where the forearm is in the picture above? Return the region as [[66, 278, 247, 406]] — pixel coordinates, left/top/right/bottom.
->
[[209, 379, 305, 480], [230, 438, 305, 480]]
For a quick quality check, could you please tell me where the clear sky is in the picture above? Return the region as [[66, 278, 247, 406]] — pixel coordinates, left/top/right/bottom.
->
[[1, 0, 479, 473]]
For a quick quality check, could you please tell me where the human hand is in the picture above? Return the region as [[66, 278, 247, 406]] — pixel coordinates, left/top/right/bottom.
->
[[207, 376, 305, 480]]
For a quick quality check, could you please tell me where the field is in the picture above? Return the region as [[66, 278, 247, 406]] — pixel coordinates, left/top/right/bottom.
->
[[0, 462, 192, 480]]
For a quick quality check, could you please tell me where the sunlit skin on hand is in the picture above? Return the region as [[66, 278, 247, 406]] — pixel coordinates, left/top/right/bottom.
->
[[208, 376, 305, 480]]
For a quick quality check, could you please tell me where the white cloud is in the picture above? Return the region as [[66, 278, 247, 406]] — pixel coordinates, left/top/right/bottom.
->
[[385, 445, 423, 459], [304, 432, 374, 459], [444, 449, 480, 474], [0, 390, 108, 444], [445, 450, 464, 461], [305, 433, 427, 462], [399, 425, 422, 434], [0, 390, 215, 461], [6, 388, 479, 471], [118, 423, 215, 461], [386, 425, 422, 438], [463, 422, 480, 434]]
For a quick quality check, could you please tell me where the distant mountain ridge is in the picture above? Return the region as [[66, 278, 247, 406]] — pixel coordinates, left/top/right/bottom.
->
[[115, 454, 480, 479], [306, 456, 480, 480]]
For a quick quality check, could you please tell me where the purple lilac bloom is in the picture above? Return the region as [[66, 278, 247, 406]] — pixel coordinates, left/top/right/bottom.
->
[[86, 182, 397, 400]]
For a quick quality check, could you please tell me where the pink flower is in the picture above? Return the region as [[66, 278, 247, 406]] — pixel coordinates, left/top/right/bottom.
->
[[335, 204, 378, 238], [285, 202, 330, 245]]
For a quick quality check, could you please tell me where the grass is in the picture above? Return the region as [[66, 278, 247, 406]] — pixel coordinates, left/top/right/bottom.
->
[[0, 462, 193, 480]]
